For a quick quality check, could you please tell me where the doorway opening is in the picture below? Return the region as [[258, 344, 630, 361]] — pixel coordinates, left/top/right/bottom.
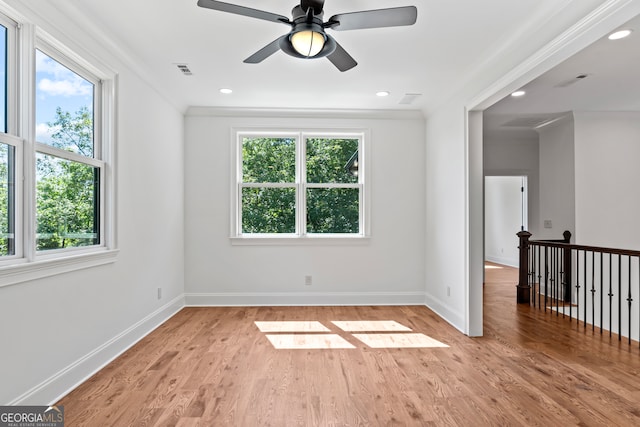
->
[[484, 176, 527, 268]]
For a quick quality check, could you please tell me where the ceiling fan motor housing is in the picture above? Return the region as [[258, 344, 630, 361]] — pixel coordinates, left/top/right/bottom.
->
[[280, 5, 336, 59]]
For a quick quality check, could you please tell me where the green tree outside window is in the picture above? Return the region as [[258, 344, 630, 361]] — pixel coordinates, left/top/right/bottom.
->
[[240, 135, 361, 235], [36, 107, 99, 250]]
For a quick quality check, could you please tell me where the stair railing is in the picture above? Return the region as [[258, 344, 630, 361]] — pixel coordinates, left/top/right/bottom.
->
[[517, 230, 640, 347]]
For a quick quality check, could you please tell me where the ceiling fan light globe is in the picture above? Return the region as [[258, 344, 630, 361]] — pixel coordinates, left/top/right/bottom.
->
[[291, 30, 325, 57]]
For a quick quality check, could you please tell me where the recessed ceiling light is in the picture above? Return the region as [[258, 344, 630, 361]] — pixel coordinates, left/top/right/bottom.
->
[[511, 90, 526, 97], [220, 88, 233, 94], [376, 91, 390, 97], [608, 29, 632, 40]]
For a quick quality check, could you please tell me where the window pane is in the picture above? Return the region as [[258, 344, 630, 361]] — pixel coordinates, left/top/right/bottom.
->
[[242, 137, 295, 183], [0, 142, 14, 255], [35, 49, 94, 157], [242, 187, 295, 233], [306, 138, 358, 183], [36, 153, 99, 250], [307, 188, 359, 233], [1, 24, 6, 133]]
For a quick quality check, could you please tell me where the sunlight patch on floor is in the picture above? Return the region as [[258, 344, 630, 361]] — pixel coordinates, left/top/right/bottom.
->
[[265, 334, 356, 349], [254, 321, 331, 332], [256, 320, 450, 350], [485, 265, 504, 269], [352, 333, 449, 348], [331, 320, 412, 332]]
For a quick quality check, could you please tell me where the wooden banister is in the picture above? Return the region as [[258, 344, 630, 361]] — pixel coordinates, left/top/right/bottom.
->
[[517, 230, 640, 348]]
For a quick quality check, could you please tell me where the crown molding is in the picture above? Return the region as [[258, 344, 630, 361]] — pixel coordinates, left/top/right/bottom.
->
[[185, 106, 425, 120]]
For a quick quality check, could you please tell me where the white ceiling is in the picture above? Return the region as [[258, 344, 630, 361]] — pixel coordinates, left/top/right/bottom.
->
[[55, 0, 598, 113], [485, 13, 640, 135]]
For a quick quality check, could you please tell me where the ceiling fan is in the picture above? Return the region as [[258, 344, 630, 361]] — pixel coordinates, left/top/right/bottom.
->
[[197, 0, 417, 72]]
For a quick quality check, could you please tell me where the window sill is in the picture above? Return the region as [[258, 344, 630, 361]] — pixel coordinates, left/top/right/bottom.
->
[[0, 248, 119, 288], [230, 235, 371, 246]]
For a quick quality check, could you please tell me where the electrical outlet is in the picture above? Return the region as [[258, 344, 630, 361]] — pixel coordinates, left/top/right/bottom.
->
[[305, 275, 312, 286], [447, 286, 451, 297], [157, 288, 162, 300], [544, 220, 552, 229]]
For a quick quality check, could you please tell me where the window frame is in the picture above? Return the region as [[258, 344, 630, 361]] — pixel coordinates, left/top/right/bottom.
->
[[33, 42, 104, 255], [0, 15, 118, 287], [0, 13, 20, 261], [0, 133, 22, 259], [231, 128, 370, 245]]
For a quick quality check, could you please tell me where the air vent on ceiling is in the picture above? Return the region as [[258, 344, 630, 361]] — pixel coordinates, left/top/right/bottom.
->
[[399, 93, 422, 105], [175, 63, 193, 76], [554, 73, 589, 88]]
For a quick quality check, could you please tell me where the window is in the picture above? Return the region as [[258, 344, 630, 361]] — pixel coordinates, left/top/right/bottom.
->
[[233, 131, 368, 241], [305, 137, 360, 234], [35, 49, 101, 251], [0, 11, 116, 286]]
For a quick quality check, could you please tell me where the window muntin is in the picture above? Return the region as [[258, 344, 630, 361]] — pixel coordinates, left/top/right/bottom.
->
[[236, 131, 365, 238]]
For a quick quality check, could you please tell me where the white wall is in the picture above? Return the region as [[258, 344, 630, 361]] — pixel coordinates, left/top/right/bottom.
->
[[569, 112, 640, 342], [574, 112, 640, 249], [537, 116, 575, 240], [184, 110, 426, 305], [426, 0, 621, 335], [0, 1, 185, 405], [485, 176, 525, 267], [484, 130, 540, 237], [425, 102, 468, 330]]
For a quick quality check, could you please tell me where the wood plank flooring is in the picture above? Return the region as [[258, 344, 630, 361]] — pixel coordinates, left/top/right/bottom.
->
[[57, 265, 640, 426]]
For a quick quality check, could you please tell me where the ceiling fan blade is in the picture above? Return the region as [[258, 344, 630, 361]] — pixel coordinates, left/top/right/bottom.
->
[[301, 0, 325, 14], [244, 36, 286, 64], [328, 6, 417, 31], [327, 40, 357, 72], [197, 0, 290, 25]]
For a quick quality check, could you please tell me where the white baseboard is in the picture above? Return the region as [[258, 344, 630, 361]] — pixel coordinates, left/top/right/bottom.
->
[[185, 291, 426, 306], [424, 292, 466, 334], [485, 255, 518, 268], [9, 294, 185, 406]]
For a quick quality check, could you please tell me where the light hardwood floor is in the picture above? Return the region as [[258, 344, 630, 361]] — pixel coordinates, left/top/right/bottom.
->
[[57, 264, 640, 426]]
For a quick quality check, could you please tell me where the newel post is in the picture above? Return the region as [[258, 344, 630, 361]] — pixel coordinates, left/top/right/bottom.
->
[[562, 230, 572, 302], [517, 230, 532, 304]]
